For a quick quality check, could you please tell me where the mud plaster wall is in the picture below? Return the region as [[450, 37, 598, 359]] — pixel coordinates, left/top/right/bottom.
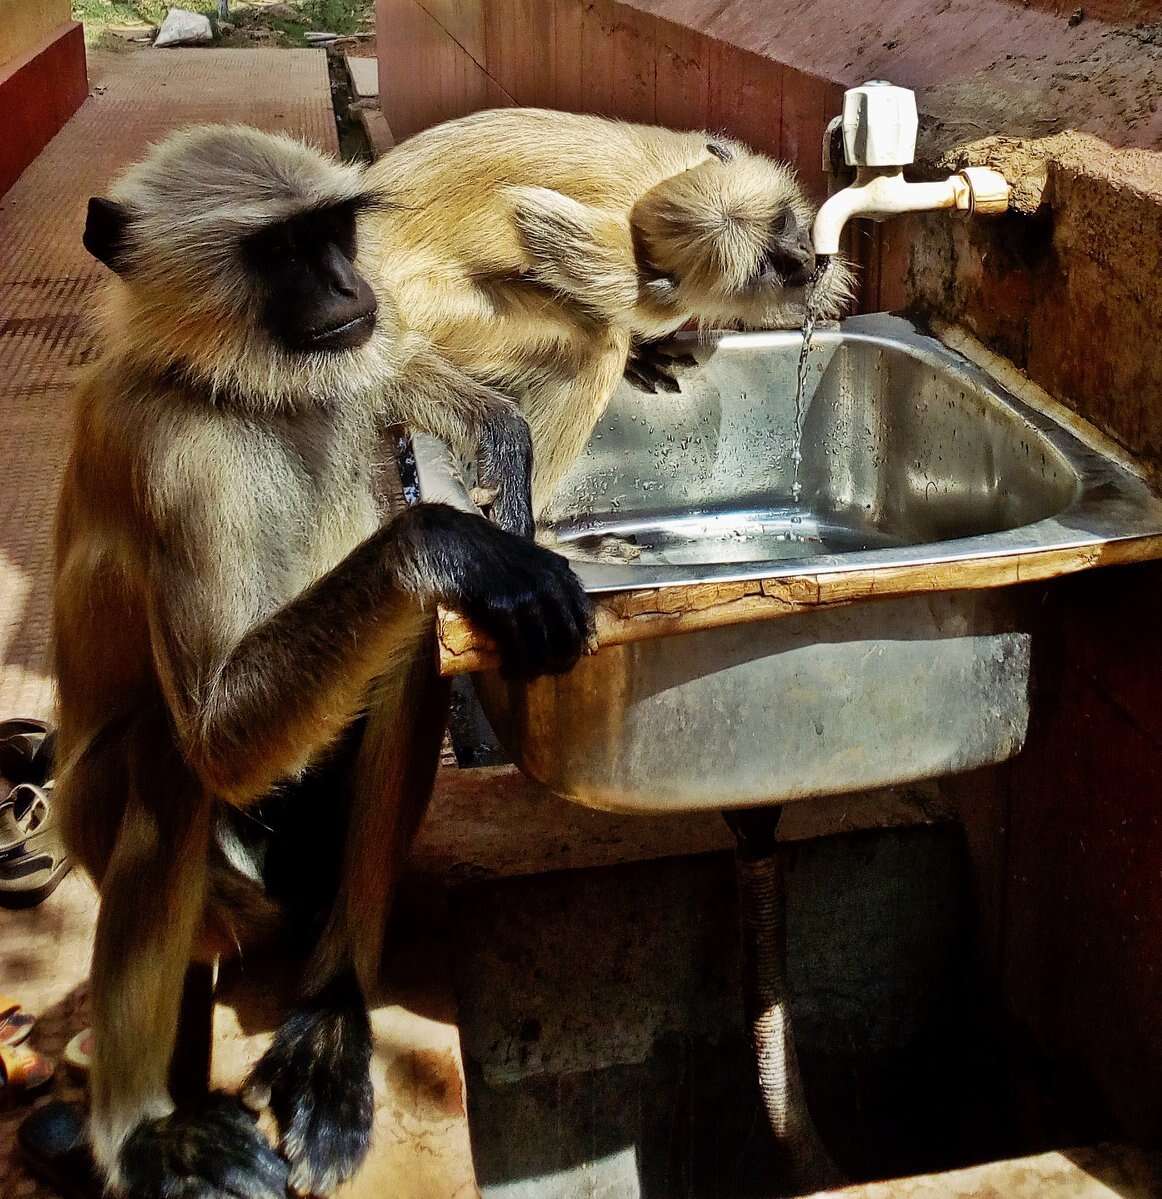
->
[[889, 130, 1162, 1147], [892, 135, 1162, 475]]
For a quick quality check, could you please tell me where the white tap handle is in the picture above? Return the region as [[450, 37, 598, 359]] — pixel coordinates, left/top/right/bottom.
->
[[841, 81, 918, 169]]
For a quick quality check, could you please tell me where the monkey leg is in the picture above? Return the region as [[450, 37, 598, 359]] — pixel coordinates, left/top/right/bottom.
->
[[242, 967, 373, 1197], [89, 790, 287, 1199], [118, 1093, 288, 1199], [475, 401, 534, 539], [525, 331, 631, 516], [84, 725, 220, 1189], [247, 635, 450, 1194]]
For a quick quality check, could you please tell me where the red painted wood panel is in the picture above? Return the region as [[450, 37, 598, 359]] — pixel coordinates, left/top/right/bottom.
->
[[578, 0, 617, 119], [653, 14, 708, 132], [780, 66, 838, 203], [0, 21, 87, 198], [706, 37, 783, 158], [609, 2, 656, 125], [379, 0, 513, 141], [550, 0, 586, 113], [998, 567, 1162, 1143], [481, 0, 517, 100], [416, 0, 485, 63], [509, 0, 557, 109]]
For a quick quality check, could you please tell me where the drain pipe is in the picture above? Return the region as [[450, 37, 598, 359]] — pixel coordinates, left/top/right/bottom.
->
[[725, 809, 844, 1195]]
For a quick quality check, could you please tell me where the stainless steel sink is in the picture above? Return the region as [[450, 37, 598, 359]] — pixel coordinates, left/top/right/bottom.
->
[[414, 314, 1162, 813]]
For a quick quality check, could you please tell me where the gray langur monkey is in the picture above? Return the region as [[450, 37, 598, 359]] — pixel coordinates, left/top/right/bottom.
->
[[53, 124, 590, 1198], [359, 107, 854, 525]]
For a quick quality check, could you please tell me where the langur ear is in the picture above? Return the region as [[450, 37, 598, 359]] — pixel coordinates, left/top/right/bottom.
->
[[83, 198, 134, 275]]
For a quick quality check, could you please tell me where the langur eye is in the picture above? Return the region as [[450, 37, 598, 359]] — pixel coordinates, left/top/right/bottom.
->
[[706, 142, 733, 163]]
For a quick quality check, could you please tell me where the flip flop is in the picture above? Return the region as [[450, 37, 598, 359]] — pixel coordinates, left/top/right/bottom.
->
[[0, 718, 54, 787], [18, 1101, 101, 1199], [0, 997, 36, 1048], [63, 1029, 93, 1077], [0, 1042, 55, 1106], [0, 782, 71, 909]]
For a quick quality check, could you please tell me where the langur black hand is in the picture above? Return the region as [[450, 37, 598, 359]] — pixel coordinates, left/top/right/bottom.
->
[[624, 339, 699, 394], [395, 504, 592, 679]]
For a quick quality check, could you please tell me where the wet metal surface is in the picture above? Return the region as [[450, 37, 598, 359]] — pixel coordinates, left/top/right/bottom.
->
[[474, 589, 1032, 813], [537, 314, 1162, 593], [415, 315, 1162, 813]]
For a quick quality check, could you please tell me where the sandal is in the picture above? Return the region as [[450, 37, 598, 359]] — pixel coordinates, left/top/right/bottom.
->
[[0, 781, 71, 909], [63, 1028, 93, 1077], [19, 1100, 101, 1199], [0, 996, 36, 1047], [0, 1042, 55, 1105], [0, 718, 55, 787]]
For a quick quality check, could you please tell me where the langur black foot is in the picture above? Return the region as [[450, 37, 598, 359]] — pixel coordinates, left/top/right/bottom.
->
[[119, 1093, 288, 1199], [242, 970, 373, 1196], [624, 339, 699, 393]]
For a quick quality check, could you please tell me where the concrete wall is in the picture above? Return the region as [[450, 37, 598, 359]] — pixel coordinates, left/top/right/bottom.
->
[[0, 0, 68, 69], [0, 0, 87, 196], [903, 133, 1162, 1145]]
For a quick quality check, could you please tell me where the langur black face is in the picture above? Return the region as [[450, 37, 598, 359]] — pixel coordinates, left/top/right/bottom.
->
[[82, 194, 379, 356], [243, 202, 378, 354], [755, 206, 816, 290]]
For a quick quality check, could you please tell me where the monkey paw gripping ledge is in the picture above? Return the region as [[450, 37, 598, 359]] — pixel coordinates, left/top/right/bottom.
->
[[423, 314, 1162, 814]]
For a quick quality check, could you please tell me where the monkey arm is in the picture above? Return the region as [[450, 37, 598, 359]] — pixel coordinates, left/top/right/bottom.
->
[[148, 525, 430, 806], [147, 505, 587, 805], [389, 344, 534, 537], [507, 186, 641, 323]]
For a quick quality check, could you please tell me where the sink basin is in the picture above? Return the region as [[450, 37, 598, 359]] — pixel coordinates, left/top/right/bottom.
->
[[414, 314, 1162, 813]]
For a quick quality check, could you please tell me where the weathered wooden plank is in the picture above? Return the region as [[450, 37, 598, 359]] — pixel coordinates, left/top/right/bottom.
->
[[437, 535, 1162, 675]]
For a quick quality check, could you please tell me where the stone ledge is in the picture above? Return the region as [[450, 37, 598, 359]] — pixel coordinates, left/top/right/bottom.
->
[[808, 1144, 1162, 1197], [410, 762, 949, 885]]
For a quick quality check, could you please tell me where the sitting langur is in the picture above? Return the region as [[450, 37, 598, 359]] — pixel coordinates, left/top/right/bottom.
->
[[359, 108, 854, 524], [55, 126, 590, 1198]]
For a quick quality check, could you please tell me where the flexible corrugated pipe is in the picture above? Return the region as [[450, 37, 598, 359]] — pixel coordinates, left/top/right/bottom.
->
[[726, 810, 844, 1196]]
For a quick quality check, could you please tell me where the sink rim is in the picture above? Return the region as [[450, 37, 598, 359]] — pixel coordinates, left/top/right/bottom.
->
[[414, 314, 1162, 596]]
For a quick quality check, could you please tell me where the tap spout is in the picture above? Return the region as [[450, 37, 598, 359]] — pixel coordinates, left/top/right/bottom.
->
[[812, 166, 1010, 257]]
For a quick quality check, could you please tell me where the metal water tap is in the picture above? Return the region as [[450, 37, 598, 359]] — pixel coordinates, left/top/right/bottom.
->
[[812, 81, 1010, 256]]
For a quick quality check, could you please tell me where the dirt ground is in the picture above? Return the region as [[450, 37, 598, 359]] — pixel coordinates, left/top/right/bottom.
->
[[82, 0, 376, 54]]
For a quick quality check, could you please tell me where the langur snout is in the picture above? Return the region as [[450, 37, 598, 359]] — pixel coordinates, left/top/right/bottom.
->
[[758, 231, 815, 288], [308, 246, 379, 351]]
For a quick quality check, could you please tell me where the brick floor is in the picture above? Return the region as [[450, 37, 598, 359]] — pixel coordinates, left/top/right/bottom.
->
[[0, 47, 476, 1199]]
